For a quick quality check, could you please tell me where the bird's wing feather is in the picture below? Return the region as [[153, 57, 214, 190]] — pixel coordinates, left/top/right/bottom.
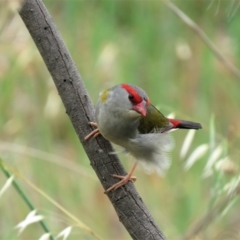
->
[[138, 104, 169, 134]]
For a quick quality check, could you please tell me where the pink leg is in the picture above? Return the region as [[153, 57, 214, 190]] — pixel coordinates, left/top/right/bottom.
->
[[105, 162, 138, 193], [84, 122, 100, 140]]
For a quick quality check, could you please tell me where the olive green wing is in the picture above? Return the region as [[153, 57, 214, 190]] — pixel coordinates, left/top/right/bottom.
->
[[138, 104, 169, 134]]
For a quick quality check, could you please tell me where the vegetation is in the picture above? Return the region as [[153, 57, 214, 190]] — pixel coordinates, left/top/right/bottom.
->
[[0, 0, 240, 239]]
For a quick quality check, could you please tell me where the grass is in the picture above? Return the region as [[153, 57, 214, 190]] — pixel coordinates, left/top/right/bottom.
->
[[1, 0, 240, 239]]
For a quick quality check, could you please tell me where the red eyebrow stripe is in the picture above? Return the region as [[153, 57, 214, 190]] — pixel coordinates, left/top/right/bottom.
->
[[121, 84, 142, 104]]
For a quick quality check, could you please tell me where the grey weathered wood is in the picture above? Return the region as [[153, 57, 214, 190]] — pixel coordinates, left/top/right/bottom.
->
[[19, 1, 166, 239]]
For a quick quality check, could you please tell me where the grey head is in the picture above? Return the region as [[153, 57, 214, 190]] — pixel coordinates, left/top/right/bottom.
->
[[95, 83, 149, 144]]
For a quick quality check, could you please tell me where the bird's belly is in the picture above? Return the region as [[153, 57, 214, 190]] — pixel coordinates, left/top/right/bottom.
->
[[98, 122, 133, 145], [96, 106, 140, 146]]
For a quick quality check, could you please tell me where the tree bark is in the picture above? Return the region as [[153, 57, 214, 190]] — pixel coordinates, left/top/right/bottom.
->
[[19, 1, 166, 239]]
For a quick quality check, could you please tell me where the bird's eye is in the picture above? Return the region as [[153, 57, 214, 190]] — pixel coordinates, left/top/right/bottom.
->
[[128, 94, 134, 101]]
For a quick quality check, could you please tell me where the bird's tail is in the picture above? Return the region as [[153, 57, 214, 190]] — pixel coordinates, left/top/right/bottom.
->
[[169, 119, 202, 130]]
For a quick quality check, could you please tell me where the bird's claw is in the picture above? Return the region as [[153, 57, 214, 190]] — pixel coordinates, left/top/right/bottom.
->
[[89, 122, 98, 127], [111, 174, 137, 182], [84, 122, 100, 140], [105, 174, 137, 193]]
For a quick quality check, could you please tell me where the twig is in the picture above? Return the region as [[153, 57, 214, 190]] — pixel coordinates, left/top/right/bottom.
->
[[18, 0, 166, 239], [162, 0, 240, 79]]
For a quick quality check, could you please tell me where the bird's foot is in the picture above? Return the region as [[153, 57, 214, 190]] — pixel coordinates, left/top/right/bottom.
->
[[105, 173, 137, 193], [84, 122, 100, 140]]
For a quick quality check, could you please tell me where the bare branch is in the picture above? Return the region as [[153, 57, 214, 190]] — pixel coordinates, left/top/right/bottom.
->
[[18, 0, 166, 239]]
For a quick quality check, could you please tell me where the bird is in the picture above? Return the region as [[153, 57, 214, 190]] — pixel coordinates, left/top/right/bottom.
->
[[85, 83, 202, 192]]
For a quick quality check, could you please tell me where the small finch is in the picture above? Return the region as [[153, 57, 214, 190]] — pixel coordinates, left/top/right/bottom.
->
[[85, 84, 202, 192]]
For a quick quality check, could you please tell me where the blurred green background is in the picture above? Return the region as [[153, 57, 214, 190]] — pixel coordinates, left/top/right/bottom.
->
[[1, 0, 240, 239]]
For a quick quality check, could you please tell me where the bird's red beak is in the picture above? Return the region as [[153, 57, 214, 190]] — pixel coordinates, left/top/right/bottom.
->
[[132, 101, 147, 116]]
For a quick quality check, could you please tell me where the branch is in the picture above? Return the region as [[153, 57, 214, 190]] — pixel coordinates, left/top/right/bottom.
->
[[19, 1, 166, 239], [163, 0, 240, 80]]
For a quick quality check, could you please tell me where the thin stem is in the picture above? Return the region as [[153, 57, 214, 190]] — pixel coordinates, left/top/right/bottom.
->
[[0, 159, 55, 240], [162, 0, 240, 79]]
